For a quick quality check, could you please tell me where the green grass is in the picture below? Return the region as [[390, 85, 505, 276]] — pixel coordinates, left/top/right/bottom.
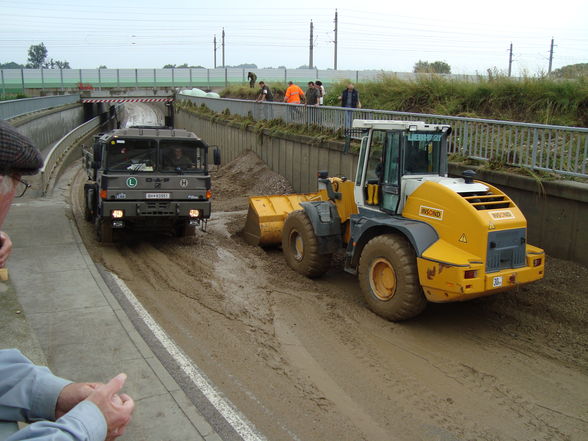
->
[[222, 74, 588, 127]]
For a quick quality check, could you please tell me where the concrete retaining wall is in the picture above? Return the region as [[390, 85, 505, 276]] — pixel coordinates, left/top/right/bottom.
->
[[9, 104, 85, 156], [176, 109, 588, 267]]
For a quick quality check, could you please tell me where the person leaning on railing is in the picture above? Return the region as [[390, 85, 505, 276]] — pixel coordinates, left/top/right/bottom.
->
[[0, 119, 135, 441]]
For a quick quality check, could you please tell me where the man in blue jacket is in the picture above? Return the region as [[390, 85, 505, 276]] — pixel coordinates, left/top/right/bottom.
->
[[0, 120, 135, 441]]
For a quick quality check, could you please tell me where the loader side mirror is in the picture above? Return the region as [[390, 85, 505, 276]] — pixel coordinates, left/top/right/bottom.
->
[[213, 147, 221, 166]]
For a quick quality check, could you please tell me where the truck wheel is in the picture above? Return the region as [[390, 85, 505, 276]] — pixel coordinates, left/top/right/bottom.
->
[[175, 222, 195, 237], [84, 187, 95, 222], [96, 218, 113, 243], [282, 210, 331, 278], [358, 234, 426, 321]]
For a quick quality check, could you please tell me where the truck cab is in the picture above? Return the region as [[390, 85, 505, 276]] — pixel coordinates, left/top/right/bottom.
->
[[83, 127, 220, 241]]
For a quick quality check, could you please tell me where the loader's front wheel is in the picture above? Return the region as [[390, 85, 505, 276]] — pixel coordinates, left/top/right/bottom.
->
[[358, 234, 426, 321], [282, 210, 331, 278]]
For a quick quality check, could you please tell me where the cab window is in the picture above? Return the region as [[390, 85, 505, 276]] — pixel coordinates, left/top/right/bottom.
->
[[160, 140, 206, 172], [105, 138, 156, 172], [402, 132, 442, 175]]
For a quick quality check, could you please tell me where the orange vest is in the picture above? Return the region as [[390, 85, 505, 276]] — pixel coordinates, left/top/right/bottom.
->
[[285, 84, 304, 103]]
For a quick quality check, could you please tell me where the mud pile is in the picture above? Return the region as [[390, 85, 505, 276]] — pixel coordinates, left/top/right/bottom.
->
[[212, 150, 293, 212]]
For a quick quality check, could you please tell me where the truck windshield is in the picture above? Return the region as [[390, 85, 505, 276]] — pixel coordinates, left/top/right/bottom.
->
[[159, 140, 206, 172], [105, 138, 157, 172], [402, 132, 443, 175]]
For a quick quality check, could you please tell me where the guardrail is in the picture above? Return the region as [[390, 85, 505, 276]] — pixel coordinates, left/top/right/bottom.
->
[[1, 68, 484, 91], [39, 116, 103, 195], [179, 95, 588, 178], [0, 94, 80, 120]]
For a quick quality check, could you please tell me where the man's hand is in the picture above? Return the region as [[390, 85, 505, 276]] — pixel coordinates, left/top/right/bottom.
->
[[56, 382, 100, 419], [0, 231, 12, 267], [87, 373, 135, 441]]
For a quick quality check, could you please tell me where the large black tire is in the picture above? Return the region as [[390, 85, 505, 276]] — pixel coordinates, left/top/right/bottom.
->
[[358, 234, 426, 321], [83, 188, 95, 222], [96, 218, 113, 243], [282, 210, 331, 278], [175, 222, 196, 238]]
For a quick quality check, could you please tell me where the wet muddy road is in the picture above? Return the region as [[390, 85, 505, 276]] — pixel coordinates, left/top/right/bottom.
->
[[68, 104, 587, 441]]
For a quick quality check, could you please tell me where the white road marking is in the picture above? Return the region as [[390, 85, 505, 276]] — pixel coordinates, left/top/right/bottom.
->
[[110, 273, 266, 441]]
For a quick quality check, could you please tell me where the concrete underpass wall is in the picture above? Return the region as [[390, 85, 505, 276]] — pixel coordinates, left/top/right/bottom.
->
[[8, 104, 86, 156], [176, 110, 359, 194], [176, 110, 588, 267]]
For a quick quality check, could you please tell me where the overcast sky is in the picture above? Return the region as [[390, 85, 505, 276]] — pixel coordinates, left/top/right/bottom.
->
[[1, 0, 586, 75]]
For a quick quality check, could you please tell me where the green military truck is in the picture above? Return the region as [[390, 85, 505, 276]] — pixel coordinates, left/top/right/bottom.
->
[[82, 126, 220, 242]]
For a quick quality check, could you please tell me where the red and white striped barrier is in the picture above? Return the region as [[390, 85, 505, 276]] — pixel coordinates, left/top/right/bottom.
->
[[81, 97, 174, 103]]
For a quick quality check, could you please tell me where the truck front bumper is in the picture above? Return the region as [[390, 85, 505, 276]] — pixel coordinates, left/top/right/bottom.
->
[[101, 200, 211, 219]]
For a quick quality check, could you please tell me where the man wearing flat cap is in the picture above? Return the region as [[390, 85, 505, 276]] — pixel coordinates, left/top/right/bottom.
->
[[0, 120, 43, 266], [0, 120, 135, 441]]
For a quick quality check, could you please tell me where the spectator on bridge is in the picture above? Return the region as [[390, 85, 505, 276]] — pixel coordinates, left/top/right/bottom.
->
[[339, 83, 362, 128], [0, 120, 135, 441], [339, 83, 361, 109], [315, 80, 325, 105], [256, 81, 273, 102], [247, 72, 257, 88], [284, 81, 305, 104], [305, 82, 319, 107]]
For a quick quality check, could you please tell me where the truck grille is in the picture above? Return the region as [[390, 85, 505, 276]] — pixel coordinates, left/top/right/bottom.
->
[[143, 202, 174, 216], [460, 191, 512, 210], [487, 228, 527, 273]]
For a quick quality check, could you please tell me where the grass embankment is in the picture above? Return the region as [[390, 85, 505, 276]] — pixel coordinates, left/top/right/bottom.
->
[[178, 101, 344, 144], [222, 75, 588, 127]]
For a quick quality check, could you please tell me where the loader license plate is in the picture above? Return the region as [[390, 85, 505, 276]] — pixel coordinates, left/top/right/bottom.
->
[[146, 193, 170, 199], [492, 276, 503, 288]]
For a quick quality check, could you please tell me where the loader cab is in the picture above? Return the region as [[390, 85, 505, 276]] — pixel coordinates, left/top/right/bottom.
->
[[353, 120, 451, 215]]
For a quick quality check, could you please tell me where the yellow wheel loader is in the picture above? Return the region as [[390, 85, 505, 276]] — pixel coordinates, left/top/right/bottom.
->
[[244, 120, 545, 320]]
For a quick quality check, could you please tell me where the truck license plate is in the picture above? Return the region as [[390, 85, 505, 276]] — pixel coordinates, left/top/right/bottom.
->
[[146, 193, 170, 199]]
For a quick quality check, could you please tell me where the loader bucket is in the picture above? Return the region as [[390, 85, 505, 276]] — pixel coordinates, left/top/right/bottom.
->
[[243, 193, 321, 247]]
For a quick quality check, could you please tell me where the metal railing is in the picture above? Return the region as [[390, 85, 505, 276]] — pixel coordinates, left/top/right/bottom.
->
[[40, 116, 102, 195], [1, 94, 80, 120], [179, 95, 588, 178], [1, 68, 484, 92]]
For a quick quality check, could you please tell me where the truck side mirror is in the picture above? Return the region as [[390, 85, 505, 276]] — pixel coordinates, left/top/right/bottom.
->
[[213, 147, 221, 166]]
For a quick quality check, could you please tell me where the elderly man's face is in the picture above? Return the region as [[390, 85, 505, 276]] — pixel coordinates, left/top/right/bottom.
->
[[0, 175, 17, 228]]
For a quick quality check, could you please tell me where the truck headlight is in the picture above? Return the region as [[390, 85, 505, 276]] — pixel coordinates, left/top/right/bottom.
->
[[111, 209, 124, 218], [189, 209, 200, 218]]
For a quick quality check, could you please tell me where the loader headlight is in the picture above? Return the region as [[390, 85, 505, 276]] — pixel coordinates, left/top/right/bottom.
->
[[111, 209, 124, 218], [533, 258, 542, 267], [189, 209, 200, 218]]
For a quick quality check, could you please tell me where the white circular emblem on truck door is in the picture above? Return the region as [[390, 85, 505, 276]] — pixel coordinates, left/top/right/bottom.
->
[[179, 178, 188, 188], [126, 177, 138, 188]]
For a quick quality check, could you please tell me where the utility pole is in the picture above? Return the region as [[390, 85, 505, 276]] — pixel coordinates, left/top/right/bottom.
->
[[213, 35, 217, 68], [548, 37, 554, 74], [333, 10, 338, 70], [309, 20, 314, 69], [222, 28, 225, 68], [508, 43, 513, 77]]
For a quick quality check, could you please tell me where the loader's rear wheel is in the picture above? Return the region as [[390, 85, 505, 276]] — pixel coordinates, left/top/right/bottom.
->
[[358, 234, 426, 321], [282, 210, 331, 278]]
